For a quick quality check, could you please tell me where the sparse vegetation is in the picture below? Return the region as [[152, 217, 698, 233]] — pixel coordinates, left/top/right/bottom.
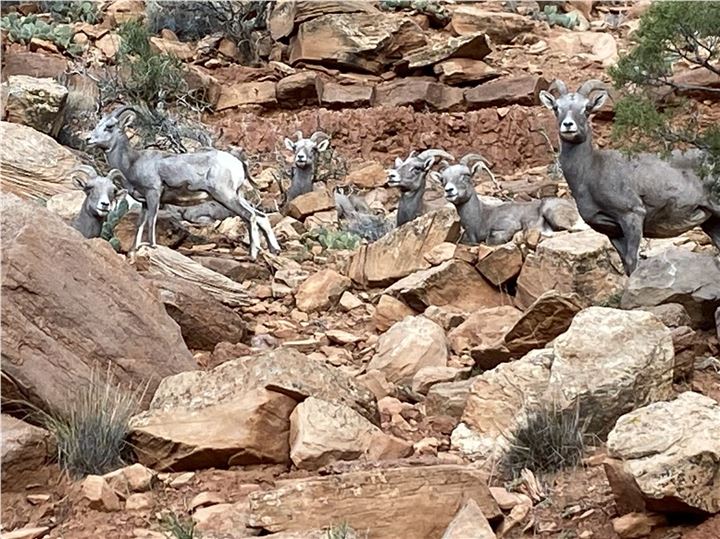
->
[[326, 521, 357, 539], [33, 367, 144, 478], [609, 0, 720, 186], [0, 12, 82, 55], [101, 197, 132, 252], [501, 399, 592, 478], [43, 0, 100, 24], [306, 228, 362, 251], [159, 511, 197, 539], [146, 0, 272, 65]]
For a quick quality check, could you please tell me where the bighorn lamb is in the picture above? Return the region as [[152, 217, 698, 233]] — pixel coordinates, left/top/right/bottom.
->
[[69, 165, 127, 239], [334, 186, 393, 241], [283, 130, 330, 203], [433, 153, 580, 245], [539, 79, 720, 275], [386, 149, 454, 226], [87, 106, 280, 259]]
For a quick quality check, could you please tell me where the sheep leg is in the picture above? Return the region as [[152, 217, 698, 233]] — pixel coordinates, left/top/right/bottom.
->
[[206, 190, 261, 259], [610, 212, 645, 276], [145, 190, 161, 248], [236, 197, 281, 255], [132, 206, 149, 251]]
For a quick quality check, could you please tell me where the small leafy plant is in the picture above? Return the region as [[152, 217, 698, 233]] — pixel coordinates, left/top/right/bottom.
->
[[44, 0, 100, 24], [159, 511, 197, 539], [1, 13, 82, 55], [305, 227, 362, 251]]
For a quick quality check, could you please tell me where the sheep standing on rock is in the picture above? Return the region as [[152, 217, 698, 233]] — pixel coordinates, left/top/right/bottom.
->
[[539, 78, 720, 275], [283, 130, 330, 204], [433, 153, 581, 245], [386, 149, 454, 226], [69, 165, 127, 239], [87, 105, 280, 260]]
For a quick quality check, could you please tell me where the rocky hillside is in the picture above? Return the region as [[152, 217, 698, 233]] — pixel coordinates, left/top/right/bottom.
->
[[2, 1, 720, 539]]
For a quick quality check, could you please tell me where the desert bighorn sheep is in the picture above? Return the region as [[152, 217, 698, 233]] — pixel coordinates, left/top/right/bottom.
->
[[432, 153, 580, 245], [87, 106, 281, 260], [69, 165, 127, 239], [283, 130, 330, 203], [539, 79, 720, 275], [386, 149, 455, 226]]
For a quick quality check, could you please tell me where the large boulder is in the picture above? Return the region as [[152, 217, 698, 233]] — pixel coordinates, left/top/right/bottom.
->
[[606, 392, 720, 515], [384, 259, 505, 313], [448, 306, 523, 354], [465, 75, 549, 109], [130, 348, 379, 470], [0, 121, 80, 200], [515, 230, 627, 309], [247, 465, 501, 538], [453, 307, 675, 462], [549, 307, 674, 435], [268, 1, 377, 41], [1, 194, 195, 414], [1, 415, 55, 490], [401, 33, 491, 71], [1, 75, 68, 134], [450, 6, 534, 43], [374, 78, 464, 112], [441, 498, 497, 539], [288, 12, 425, 74], [348, 207, 461, 287], [294, 269, 350, 313], [289, 397, 411, 470], [621, 248, 720, 329], [146, 275, 247, 351], [367, 316, 448, 385]]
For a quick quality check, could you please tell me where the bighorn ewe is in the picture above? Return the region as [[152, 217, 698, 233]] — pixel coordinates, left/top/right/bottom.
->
[[87, 105, 280, 259], [386, 149, 455, 226], [69, 165, 127, 239], [432, 153, 580, 245], [283, 130, 330, 203], [334, 186, 393, 241], [539, 79, 720, 275]]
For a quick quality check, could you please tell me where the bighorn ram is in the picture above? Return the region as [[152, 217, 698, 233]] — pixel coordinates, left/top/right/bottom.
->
[[386, 149, 455, 226], [283, 130, 330, 203], [539, 79, 720, 275], [69, 165, 127, 239], [432, 153, 580, 244], [87, 106, 280, 259]]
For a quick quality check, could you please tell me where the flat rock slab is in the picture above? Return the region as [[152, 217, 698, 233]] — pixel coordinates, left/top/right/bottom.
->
[[247, 465, 501, 538]]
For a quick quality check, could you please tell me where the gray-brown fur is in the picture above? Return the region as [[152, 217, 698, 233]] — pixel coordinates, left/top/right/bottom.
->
[[539, 78, 720, 275], [432, 153, 581, 245], [87, 106, 280, 259], [386, 149, 454, 226], [69, 165, 127, 239], [283, 130, 330, 203]]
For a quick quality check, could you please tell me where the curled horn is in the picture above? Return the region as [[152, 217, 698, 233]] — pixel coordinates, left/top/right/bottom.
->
[[460, 153, 490, 168], [69, 164, 98, 179], [547, 79, 568, 96], [110, 105, 137, 118], [106, 169, 128, 189], [416, 149, 454, 162], [577, 79, 607, 97], [310, 131, 330, 143]]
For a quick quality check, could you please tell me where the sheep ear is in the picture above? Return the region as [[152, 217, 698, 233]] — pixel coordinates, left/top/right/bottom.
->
[[118, 110, 136, 128], [116, 187, 128, 198], [72, 177, 88, 191], [471, 162, 487, 176], [394, 157, 404, 168], [586, 91, 608, 114], [429, 171, 442, 185], [316, 139, 330, 152], [538, 90, 556, 110], [284, 138, 295, 151], [422, 157, 435, 171]]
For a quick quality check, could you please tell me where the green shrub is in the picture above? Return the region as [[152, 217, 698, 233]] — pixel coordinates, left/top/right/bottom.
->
[[326, 521, 357, 539], [159, 512, 197, 539], [305, 228, 362, 251], [34, 367, 144, 478], [101, 197, 131, 252], [609, 0, 720, 183], [43, 0, 100, 24], [501, 399, 591, 479], [1, 12, 82, 55]]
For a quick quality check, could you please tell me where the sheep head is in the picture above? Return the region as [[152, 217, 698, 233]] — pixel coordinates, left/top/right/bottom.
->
[[70, 165, 127, 218], [430, 152, 493, 205], [283, 130, 331, 169], [87, 105, 137, 151], [386, 149, 454, 193], [539, 78, 609, 144]]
